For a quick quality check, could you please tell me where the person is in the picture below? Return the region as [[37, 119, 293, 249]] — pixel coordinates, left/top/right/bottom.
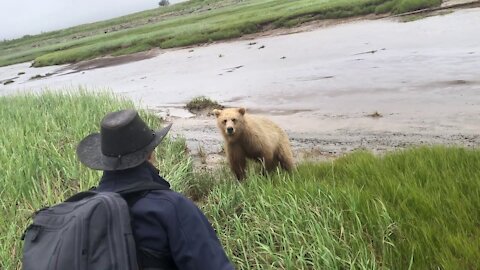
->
[[76, 109, 234, 270]]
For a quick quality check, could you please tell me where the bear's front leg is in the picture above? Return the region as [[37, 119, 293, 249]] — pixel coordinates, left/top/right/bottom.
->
[[230, 155, 246, 181], [227, 144, 247, 181]]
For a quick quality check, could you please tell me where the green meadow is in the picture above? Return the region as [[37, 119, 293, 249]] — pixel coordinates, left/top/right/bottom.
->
[[1, 91, 479, 269], [0, 0, 441, 67]]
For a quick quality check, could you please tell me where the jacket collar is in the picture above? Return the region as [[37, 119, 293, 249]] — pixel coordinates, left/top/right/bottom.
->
[[96, 161, 171, 192]]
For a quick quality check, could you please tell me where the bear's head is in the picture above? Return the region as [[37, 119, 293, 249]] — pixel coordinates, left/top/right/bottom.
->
[[212, 107, 246, 142]]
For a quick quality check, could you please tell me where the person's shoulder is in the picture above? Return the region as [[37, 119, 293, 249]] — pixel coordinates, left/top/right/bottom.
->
[[143, 189, 194, 206], [132, 189, 197, 216]]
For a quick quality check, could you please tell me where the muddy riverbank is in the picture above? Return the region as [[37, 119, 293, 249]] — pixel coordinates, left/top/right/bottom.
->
[[1, 7, 479, 168]]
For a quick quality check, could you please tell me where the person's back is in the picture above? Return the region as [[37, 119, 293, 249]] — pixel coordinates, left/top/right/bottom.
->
[[96, 162, 233, 269], [76, 109, 234, 269]]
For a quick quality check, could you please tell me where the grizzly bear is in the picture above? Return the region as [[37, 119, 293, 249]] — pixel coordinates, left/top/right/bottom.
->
[[213, 107, 294, 180]]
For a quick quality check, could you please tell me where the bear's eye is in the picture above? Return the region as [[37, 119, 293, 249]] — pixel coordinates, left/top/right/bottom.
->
[[232, 118, 236, 122], [223, 119, 227, 124]]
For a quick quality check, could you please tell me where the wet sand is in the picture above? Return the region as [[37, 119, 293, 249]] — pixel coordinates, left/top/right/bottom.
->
[[1, 7, 479, 167]]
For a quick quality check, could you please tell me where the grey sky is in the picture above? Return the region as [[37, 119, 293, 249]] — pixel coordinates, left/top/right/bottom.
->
[[0, 0, 185, 40]]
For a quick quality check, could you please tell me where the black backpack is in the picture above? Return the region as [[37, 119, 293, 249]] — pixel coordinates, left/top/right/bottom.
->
[[21, 183, 168, 270]]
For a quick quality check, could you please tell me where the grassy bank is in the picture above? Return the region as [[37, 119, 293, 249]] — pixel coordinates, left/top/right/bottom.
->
[[205, 147, 480, 269], [2, 92, 478, 269], [0, 0, 442, 67]]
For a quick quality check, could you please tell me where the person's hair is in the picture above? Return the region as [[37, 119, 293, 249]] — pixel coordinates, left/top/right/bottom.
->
[[147, 150, 156, 164]]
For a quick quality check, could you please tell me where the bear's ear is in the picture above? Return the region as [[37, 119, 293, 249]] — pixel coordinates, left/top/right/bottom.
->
[[212, 109, 222, 118], [238, 107, 246, 115]]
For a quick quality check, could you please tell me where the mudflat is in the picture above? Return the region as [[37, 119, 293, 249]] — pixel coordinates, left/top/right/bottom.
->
[[1, 7, 479, 166]]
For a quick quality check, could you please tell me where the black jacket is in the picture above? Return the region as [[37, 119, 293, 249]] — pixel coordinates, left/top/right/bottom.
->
[[96, 162, 234, 270]]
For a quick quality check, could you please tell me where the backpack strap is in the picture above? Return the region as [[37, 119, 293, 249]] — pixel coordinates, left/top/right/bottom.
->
[[65, 182, 168, 204], [116, 182, 170, 206], [115, 182, 172, 269], [120, 189, 154, 209], [65, 191, 98, 202], [116, 182, 170, 197]]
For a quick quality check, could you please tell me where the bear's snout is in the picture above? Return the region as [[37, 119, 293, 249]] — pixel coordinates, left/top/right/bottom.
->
[[227, 127, 234, 134]]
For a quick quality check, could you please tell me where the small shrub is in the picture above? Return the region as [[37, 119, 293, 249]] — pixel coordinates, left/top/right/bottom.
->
[[185, 96, 223, 114]]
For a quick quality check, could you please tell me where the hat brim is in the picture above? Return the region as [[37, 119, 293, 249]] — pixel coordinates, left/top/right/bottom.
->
[[77, 123, 172, 171]]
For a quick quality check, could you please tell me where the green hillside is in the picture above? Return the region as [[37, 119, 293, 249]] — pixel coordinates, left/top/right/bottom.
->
[[0, 0, 441, 67]]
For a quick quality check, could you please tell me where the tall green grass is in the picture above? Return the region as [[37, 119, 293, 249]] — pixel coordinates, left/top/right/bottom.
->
[[0, 90, 191, 269], [204, 147, 480, 269], [2, 92, 478, 269], [0, 0, 442, 67]]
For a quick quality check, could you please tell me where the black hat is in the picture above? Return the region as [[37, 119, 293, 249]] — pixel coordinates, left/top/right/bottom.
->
[[76, 109, 172, 171]]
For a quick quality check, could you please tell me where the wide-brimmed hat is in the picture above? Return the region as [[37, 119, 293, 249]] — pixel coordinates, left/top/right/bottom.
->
[[76, 109, 172, 171]]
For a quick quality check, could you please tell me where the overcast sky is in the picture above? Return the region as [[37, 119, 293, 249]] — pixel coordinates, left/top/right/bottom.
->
[[0, 0, 185, 40]]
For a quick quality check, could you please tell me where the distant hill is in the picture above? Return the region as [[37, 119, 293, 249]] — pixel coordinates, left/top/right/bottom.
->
[[0, 0, 442, 67]]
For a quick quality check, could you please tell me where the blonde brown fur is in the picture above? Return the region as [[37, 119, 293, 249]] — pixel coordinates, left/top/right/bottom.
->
[[213, 108, 294, 180]]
